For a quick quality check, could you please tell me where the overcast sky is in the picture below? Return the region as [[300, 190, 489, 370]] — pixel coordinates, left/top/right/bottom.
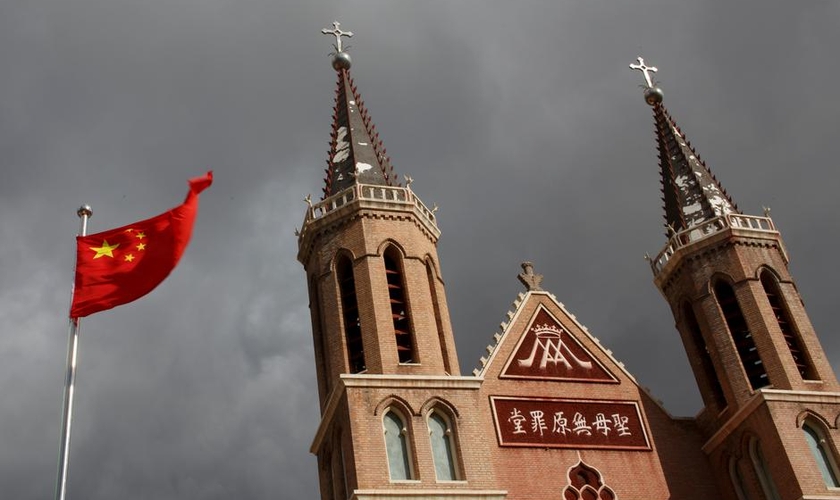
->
[[1, 1, 838, 499]]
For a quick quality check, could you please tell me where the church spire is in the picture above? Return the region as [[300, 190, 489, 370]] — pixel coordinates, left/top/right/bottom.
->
[[321, 22, 396, 199], [630, 57, 737, 235]]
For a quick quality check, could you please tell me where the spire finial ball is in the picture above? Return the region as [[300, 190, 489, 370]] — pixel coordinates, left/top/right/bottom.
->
[[332, 51, 352, 71], [644, 87, 664, 106]]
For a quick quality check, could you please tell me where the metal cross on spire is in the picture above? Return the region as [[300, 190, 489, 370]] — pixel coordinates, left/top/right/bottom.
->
[[629, 56, 658, 88], [321, 21, 353, 53]]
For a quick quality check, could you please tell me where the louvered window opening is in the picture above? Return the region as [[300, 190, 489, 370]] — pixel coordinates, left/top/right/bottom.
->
[[337, 257, 365, 373], [714, 282, 769, 390], [684, 303, 726, 408], [385, 250, 415, 363], [760, 273, 815, 380]]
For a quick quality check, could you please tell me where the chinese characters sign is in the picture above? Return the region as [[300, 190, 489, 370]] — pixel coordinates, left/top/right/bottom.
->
[[501, 308, 617, 383], [491, 397, 650, 450]]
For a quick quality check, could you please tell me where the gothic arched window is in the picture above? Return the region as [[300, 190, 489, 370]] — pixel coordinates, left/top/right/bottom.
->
[[337, 255, 365, 373], [729, 456, 750, 500], [760, 271, 816, 380], [384, 246, 416, 363], [714, 281, 769, 390], [749, 439, 781, 500], [383, 409, 413, 481], [803, 422, 840, 488], [427, 410, 459, 481]]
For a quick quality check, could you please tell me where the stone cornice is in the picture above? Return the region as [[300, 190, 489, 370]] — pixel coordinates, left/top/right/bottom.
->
[[298, 184, 440, 265], [702, 389, 840, 453], [310, 375, 482, 454], [341, 374, 483, 390]]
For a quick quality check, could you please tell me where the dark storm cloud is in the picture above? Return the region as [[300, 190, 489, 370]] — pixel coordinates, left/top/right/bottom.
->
[[1, 1, 838, 498]]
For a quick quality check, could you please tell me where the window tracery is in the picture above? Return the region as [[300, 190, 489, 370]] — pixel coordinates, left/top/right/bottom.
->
[[803, 421, 840, 488], [428, 410, 459, 481], [382, 409, 413, 481], [562, 461, 616, 500]]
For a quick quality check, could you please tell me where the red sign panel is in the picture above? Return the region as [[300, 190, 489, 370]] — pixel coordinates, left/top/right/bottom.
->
[[490, 396, 650, 450], [501, 308, 617, 383]]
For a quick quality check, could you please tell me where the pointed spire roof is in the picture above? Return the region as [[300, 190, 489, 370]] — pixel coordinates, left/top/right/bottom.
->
[[630, 58, 738, 234], [320, 22, 396, 199]]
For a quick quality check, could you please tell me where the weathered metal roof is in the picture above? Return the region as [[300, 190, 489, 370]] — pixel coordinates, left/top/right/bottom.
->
[[322, 69, 396, 199], [652, 103, 738, 235]]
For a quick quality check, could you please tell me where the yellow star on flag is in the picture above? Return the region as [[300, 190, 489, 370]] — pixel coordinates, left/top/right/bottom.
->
[[90, 240, 120, 259], [124, 254, 135, 262], [135, 231, 146, 240], [136, 243, 146, 251]]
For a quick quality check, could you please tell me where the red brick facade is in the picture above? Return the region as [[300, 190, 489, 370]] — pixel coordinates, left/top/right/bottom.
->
[[297, 57, 840, 500]]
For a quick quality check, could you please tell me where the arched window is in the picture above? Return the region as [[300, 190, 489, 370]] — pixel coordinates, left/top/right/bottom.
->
[[333, 432, 348, 500], [803, 422, 840, 488], [760, 271, 816, 380], [383, 410, 413, 481], [384, 246, 415, 363], [562, 461, 616, 500], [337, 255, 365, 373], [750, 439, 781, 500], [683, 302, 726, 408], [426, 259, 451, 374], [714, 281, 769, 390], [428, 411, 459, 481], [729, 456, 750, 500]]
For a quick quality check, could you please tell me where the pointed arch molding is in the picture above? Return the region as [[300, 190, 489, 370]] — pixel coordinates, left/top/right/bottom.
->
[[419, 397, 461, 420], [374, 395, 416, 417], [501, 305, 618, 383], [796, 409, 835, 430]]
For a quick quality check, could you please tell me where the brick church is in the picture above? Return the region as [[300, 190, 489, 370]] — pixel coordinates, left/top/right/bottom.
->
[[296, 24, 840, 500]]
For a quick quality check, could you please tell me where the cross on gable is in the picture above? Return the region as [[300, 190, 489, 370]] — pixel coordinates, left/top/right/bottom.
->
[[518, 261, 543, 291]]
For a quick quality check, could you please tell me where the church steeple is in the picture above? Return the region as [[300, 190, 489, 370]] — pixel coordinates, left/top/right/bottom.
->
[[634, 57, 840, 500], [630, 57, 737, 235], [321, 22, 396, 198], [300, 28, 463, 498], [299, 23, 460, 398]]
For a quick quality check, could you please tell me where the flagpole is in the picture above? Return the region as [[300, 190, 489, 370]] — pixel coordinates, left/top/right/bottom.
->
[[55, 204, 92, 500]]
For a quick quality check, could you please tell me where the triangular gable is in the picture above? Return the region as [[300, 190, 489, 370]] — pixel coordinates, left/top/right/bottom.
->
[[500, 304, 618, 383]]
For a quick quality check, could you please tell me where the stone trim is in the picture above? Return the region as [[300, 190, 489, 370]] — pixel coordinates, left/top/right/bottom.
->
[[702, 389, 840, 453]]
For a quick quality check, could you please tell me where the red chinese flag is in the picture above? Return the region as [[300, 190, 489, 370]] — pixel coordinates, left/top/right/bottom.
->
[[70, 172, 213, 318]]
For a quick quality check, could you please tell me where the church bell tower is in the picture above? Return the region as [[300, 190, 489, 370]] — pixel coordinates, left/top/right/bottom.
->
[[297, 24, 466, 500], [632, 57, 840, 500]]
